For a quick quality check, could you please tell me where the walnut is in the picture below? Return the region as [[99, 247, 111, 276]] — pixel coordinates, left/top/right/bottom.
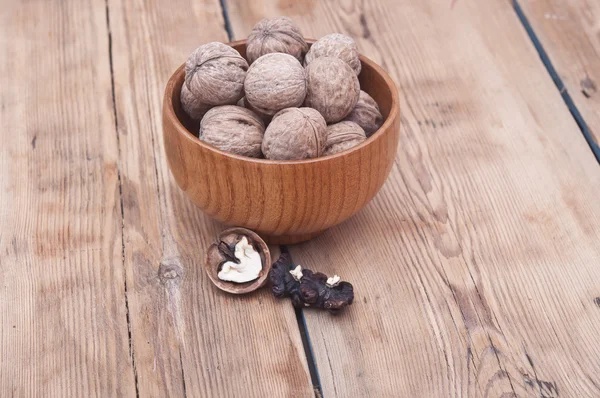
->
[[246, 17, 308, 64], [199, 105, 265, 158], [305, 57, 360, 123], [304, 33, 361, 75], [344, 90, 384, 137], [262, 108, 326, 160], [244, 53, 307, 116], [181, 42, 248, 120], [323, 121, 366, 156]]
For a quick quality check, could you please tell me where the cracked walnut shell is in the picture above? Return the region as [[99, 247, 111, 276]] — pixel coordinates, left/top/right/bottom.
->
[[181, 42, 248, 120], [246, 17, 308, 64], [344, 90, 384, 137], [199, 105, 265, 158], [304, 57, 360, 123], [323, 121, 366, 156], [262, 108, 327, 160], [244, 53, 307, 116], [304, 33, 361, 76]]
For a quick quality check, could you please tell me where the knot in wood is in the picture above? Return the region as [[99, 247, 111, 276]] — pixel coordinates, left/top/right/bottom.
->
[[158, 259, 184, 285]]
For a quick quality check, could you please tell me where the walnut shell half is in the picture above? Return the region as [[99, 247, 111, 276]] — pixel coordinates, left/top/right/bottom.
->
[[262, 107, 327, 160], [199, 105, 265, 158], [244, 53, 307, 116], [246, 17, 308, 64], [205, 228, 271, 294], [323, 121, 366, 156], [304, 33, 361, 75], [304, 57, 360, 123]]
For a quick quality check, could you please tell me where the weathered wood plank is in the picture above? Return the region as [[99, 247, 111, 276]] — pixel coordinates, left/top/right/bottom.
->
[[107, 0, 313, 396], [517, 0, 600, 150], [227, 0, 600, 396], [0, 0, 135, 396]]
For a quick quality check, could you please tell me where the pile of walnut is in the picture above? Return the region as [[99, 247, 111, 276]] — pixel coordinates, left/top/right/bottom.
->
[[181, 16, 384, 160]]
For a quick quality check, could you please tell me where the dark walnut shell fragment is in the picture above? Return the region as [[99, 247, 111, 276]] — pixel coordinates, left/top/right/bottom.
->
[[269, 251, 354, 314]]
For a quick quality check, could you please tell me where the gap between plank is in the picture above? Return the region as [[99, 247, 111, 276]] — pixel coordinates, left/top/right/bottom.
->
[[282, 246, 324, 397], [104, 1, 140, 397], [512, 0, 600, 163], [218, 0, 234, 41]]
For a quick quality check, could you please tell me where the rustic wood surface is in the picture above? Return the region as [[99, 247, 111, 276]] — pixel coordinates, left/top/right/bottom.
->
[[517, 0, 600, 150], [2, 0, 600, 397], [0, 0, 136, 396], [226, 0, 600, 396], [106, 0, 313, 396]]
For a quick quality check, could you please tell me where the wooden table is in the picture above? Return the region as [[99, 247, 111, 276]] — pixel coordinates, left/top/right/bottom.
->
[[2, 0, 600, 396]]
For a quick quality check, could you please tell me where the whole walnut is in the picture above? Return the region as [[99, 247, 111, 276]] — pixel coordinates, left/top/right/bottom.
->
[[244, 53, 307, 116], [344, 90, 384, 137], [246, 17, 308, 64], [323, 121, 366, 156], [181, 42, 248, 120], [304, 33, 361, 75], [199, 105, 265, 158], [262, 108, 327, 160], [304, 57, 360, 123]]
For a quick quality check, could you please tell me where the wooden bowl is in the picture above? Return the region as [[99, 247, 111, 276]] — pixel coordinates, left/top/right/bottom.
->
[[205, 227, 272, 294], [163, 39, 400, 244]]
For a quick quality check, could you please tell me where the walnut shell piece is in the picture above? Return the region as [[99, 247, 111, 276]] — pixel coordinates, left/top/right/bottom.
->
[[323, 121, 367, 156], [181, 42, 248, 120], [344, 90, 384, 137], [304, 33, 361, 75], [246, 17, 308, 64], [262, 108, 327, 160], [244, 53, 307, 117], [205, 227, 272, 295], [304, 57, 360, 123], [199, 105, 265, 158]]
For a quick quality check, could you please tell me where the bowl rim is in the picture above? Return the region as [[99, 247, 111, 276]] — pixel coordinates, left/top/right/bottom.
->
[[164, 38, 399, 165]]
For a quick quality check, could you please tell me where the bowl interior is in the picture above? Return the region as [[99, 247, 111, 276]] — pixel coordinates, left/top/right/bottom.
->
[[171, 40, 395, 152]]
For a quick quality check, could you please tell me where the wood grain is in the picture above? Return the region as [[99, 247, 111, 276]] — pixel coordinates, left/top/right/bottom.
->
[[0, 0, 135, 396], [107, 0, 313, 396], [517, 0, 600, 148], [228, 0, 600, 396]]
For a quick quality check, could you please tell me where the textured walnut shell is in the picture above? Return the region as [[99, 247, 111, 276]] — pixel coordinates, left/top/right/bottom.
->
[[262, 108, 327, 160], [199, 105, 265, 158], [304, 33, 361, 75], [181, 42, 248, 120], [244, 53, 307, 116], [323, 121, 366, 156], [305, 57, 360, 123], [237, 97, 272, 124], [246, 17, 308, 64], [343, 90, 384, 137], [180, 84, 212, 121]]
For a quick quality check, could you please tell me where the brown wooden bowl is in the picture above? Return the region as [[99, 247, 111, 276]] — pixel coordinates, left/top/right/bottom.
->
[[205, 227, 272, 294], [163, 39, 400, 244]]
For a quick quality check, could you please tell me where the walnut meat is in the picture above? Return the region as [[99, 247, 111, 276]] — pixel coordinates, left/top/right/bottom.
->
[[199, 106, 265, 158], [246, 17, 308, 64], [305, 57, 360, 123], [181, 42, 248, 120], [344, 90, 384, 137], [262, 108, 326, 160], [323, 121, 366, 156], [244, 53, 307, 116], [304, 33, 361, 75]]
